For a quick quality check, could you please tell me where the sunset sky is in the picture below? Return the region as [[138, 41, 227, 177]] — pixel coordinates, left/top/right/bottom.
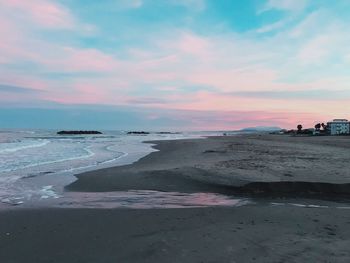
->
[[0, 0, 349, 130]]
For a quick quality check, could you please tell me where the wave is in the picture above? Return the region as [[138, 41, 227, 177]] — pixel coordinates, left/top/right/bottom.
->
[[0, 131, 200, 206], [57, 151, 128, 174], [0, 140, 50, 153], [0, 146, 95, 173]]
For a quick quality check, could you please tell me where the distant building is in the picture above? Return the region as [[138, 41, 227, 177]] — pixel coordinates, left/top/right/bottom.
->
[[327, 119, 350, 135]]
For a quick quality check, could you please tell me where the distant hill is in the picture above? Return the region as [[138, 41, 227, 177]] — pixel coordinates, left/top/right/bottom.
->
[[240, 126, 282, 132]]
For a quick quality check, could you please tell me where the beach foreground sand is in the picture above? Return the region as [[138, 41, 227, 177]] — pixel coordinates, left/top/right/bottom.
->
[[1, 134, 350, 262], [1, 206, 350, 263]]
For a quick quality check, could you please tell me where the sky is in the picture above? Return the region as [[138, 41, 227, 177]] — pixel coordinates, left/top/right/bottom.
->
[[0, 0, 350, 131]]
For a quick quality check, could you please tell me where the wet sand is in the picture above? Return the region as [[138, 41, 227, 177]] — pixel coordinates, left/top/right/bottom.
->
[[1, 205, 350, 263], [1, 134, 350, 262]]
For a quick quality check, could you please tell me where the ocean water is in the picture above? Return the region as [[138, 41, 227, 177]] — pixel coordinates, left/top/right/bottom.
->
[[0, 129, 233, 207]]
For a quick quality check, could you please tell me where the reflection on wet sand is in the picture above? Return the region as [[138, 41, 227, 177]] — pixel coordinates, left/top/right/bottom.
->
[[52, 190, 249, 209]]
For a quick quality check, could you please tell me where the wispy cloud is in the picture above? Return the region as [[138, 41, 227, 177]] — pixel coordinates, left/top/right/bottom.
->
[[0, 84, 44, 94], [170, 0, 206, 11], [229, 89, 350, 100], [0, 0, 75, 29], [127, 97, 168, 105], [0, 0, 349, 129], [258, 0, 309, 14], [110, 0, 143, 9]]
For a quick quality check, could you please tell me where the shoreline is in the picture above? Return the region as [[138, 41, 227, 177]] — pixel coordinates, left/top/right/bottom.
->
[[2, 134, 350, 262]]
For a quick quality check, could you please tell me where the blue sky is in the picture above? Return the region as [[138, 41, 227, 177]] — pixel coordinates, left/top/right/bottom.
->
[[0, 0, 349, 130]]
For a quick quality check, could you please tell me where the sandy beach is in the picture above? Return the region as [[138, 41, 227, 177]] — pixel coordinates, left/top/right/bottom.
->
[[1, 205, 350, 263], [1, 134, 350, 262], [68, 134, 350, 196]]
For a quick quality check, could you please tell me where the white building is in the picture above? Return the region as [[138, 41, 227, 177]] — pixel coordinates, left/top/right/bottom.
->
[[327, 119, 350, 135]]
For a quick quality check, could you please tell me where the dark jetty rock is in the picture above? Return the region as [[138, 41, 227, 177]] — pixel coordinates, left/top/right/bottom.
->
[[127, 131, 150, 135], [57, 130, 102, 135]]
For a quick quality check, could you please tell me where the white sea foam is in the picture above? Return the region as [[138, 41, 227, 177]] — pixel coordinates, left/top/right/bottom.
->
[[0, 139, 49, 153], [0, 146, 95, 173], [0, 130, 206, 205], [57, 152, 128, 174], [270, 202, 285, 206], [336, 206, 350, 209], [288, 203, 329, 208], [270, 202, 333, 209], [39, 185, 60, 199]]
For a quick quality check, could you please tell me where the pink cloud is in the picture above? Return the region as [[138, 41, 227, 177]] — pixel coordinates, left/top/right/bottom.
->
[[187, 68, 279, 92], [60, 48, 120, 72], [0, 0, 74, 28], [176, 33, 211, 57], [163, 109, 326, 131], [158, 91, 346, 119]]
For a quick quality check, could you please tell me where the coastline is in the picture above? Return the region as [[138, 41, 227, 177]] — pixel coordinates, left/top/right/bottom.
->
[[2, 134, 350, 262]]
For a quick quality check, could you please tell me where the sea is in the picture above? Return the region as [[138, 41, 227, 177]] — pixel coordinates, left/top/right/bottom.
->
[[0, 129, 247, 208]]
